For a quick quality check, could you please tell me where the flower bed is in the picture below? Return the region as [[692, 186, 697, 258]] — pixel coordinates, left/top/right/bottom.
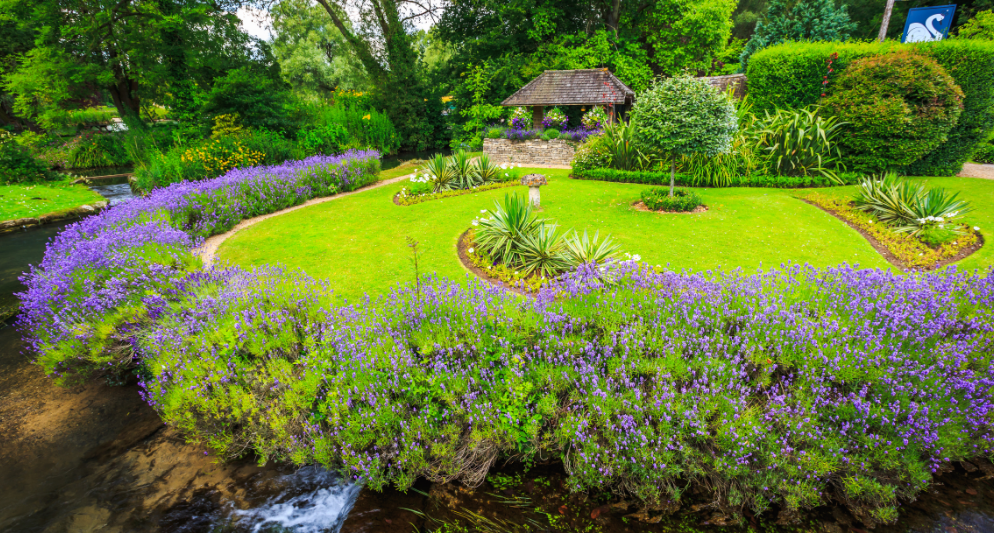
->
[[18, 150, 379, 383], [396, 181, 521, 206], [803, 192, 982, 270], [135, 262, 994, 527]]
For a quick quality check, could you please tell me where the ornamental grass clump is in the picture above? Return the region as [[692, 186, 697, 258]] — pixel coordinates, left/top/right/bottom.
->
[[18, 150, 379, 383], [127, 263, 994, 528]]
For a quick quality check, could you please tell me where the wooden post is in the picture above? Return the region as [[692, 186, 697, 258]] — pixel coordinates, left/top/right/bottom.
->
[[532, 106, 544, 130], [878, 0, 896, 41]]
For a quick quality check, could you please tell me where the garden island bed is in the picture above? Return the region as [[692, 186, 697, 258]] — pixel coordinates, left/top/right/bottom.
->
[[0, 179, 107, 230]]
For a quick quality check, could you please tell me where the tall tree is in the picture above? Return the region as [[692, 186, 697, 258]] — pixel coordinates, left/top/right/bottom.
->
[[308, 0, 445, 150], [3, 0, 257, 128]]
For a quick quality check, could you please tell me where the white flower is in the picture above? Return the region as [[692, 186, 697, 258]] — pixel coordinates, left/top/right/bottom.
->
[[471, 219, 479, 226], [504, 173, 509, 177], [468, 248, 475, 253], [632, 254, 642, 261], [481, 209, 487, 213], [975, 226, 981, 231], [500, 164, 507, 170]]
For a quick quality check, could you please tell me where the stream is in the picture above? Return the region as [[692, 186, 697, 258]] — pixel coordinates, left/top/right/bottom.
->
[[2, 179, 994, 532]]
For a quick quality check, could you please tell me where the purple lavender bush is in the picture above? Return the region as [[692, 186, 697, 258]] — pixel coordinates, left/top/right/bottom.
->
[[132, 261, 994, 527], [18, 150, 379, 383]]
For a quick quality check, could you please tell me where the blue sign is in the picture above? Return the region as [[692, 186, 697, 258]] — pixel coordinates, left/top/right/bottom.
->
[[902, 5, 956, 43]]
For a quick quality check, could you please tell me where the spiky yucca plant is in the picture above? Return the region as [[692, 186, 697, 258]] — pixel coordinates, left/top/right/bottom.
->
[[563, 230, 621, 266], [424, 154, 455, 193], [475, 194, 542, 266]]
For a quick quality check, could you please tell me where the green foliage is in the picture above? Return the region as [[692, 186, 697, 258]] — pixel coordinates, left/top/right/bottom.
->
[[474, 194, 621, 277], [540, 129, 560, 140], [747, 40, 994, 176], [459, 62, 506, 143], [0, 132, 57, 183], [823, 51, 963, 174], [64, 132, 132, 169], [973, 144, 994, 164], [312, 104, 399, 154], [581, 106, 610, 130], [853, 174, 972, 236], [740, 0, 856, 69], [630, 76, 737, 160], [296, 123, 349, 156], [202, 68, 298, 135], [752, 106, 844, 181], [570, 134, 612, 174], [573, 167, 860, 188], [958, 9, 994, 39], [640, 0, 738, 75], [602, 120, 657, 171], [641, 188, 705, 212]]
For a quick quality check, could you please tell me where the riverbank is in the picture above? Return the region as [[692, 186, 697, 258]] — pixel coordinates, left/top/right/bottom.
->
[[0, 179, 107, 231]]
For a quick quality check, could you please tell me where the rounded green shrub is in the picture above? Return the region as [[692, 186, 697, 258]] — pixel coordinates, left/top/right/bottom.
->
[[823, 51, 964, 173], [641, 188, 704, 212], [0, 135, 56, 183], [541, 129, 561, 140], [570, 134, 612, 174]]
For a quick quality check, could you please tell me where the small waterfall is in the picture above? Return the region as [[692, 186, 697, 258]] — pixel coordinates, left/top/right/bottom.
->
[[230, 466, 362, 533]]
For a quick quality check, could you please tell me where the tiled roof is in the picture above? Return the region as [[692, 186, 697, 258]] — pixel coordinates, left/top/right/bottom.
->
[[501, 69, 635, 106]]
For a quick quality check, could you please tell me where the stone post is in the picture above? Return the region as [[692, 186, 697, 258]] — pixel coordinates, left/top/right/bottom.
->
[[521, 173, 547, 209]]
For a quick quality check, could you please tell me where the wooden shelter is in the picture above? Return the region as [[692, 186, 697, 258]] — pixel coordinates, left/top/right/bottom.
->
[[501, 69, 635, 129]]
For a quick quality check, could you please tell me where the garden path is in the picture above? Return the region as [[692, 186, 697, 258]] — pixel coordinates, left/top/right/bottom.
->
[[959, 163, 994, 180], [196, 172, 414, 267]]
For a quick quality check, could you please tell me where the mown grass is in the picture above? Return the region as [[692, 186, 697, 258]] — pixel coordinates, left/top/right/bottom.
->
[[0, 179, 105, 221], [217, 169, 994, 303]]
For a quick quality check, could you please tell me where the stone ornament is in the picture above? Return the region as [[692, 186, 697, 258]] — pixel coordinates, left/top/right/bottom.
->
[[521, 173, 547, 208]]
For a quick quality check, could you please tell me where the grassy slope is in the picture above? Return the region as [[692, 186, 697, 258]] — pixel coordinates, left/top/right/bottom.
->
[[0, 180, 105, 222], [221, 168, 978, 303]]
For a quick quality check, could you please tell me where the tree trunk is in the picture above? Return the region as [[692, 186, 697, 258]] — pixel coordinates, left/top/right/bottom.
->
[[878, 0, 896, 41], [669, 160, 675, 197]]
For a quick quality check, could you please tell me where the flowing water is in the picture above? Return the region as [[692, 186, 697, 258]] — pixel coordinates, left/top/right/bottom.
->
[[2, 181, 994, 532]]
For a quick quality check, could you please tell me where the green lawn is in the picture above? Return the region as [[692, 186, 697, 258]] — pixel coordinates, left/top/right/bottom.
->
[[0, 179, 105, 222], [217, 169, 994, 303]]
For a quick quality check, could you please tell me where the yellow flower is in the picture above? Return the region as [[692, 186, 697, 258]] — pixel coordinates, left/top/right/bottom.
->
[[362, 114, 371, 120]]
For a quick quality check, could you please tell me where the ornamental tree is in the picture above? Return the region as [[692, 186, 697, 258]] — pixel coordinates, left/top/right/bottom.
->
[[739, 0, 857, 69], [630, 76, 737, 196]]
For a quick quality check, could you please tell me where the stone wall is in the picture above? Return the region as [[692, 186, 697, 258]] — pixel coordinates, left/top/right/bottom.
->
[[484, 138, 576, 166]]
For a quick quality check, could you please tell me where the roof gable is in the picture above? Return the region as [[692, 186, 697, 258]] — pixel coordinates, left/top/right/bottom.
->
[[501, 69, 635, 106]]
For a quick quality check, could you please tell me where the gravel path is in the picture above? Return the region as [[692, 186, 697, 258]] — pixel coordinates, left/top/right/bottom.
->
[[958, 163, 994, 180], [195, 173, 412, 267]]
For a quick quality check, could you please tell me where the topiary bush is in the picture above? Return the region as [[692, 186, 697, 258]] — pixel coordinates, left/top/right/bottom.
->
[[747, 40, 994, 176], [822, 51, 963, 174], [973, 144, 994, 164]]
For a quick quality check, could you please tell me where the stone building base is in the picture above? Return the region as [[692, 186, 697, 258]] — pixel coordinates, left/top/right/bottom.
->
[[483, 138, 576, 166]]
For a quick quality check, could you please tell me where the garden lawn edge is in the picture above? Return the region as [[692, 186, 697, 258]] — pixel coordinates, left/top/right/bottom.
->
[[197, 172, 413, 266]]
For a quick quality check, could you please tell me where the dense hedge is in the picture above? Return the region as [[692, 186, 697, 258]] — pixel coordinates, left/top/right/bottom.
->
[[572, 167, 860, 188], [747, 40, 994, 176]]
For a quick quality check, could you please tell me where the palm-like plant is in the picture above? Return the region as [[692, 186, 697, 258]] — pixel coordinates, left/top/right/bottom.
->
[[563, 230, 620, 266], [854, 173, 972, 235], [604, 120, 656, 171], [424, 154, 455, 193], [474, 154, 501, 183], [753, 107, 844, 183], [451, 150, 480, 189], [517, 223, 570, 277], [475, 194, 542, 266]]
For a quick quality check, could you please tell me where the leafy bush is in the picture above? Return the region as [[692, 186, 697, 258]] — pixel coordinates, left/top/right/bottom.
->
[[202, 67, 297, 134], [296, 122, 350, 156], [823, 51, 963, 174], [974, 144, 994, 164], [485, 127, 506, 139], [315, 104, 400, 155], [64, 132, 132, 169], [602, 120, 656, 171], [135, 135, 267, 191], [570, 134, 612, 173], [747, 40, 994, 175], [574, 167, 861, 188], [739, 0, 856, 69], [541, 129, 561, 140], [752, 106, 844, 181], [0, 133, 57, 183], [641, 188, 705, 212], [958, 9, 994, 39], [852, 174, 971, 236]]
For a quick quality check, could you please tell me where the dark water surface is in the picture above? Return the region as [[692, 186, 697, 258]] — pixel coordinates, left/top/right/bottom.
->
[[2, 180, 994, 532]]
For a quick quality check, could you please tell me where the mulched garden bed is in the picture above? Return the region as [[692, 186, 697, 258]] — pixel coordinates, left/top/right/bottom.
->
[[800, 198, 984, 271], [631, 200, 709, 214]]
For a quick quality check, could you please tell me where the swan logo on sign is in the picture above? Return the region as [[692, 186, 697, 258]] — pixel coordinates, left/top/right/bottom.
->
[[902, 4, 956, 43]]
